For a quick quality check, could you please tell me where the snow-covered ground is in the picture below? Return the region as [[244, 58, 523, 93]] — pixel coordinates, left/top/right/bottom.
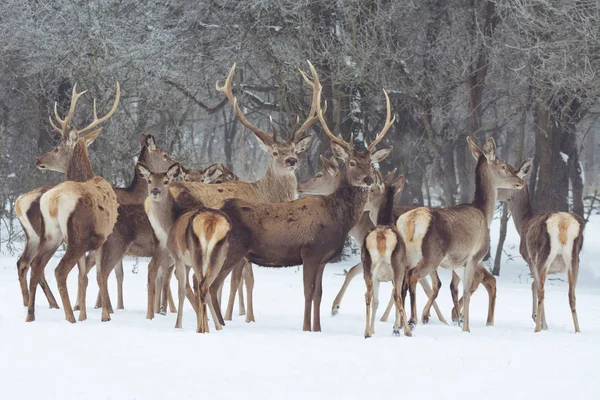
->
[[1, 215, 600, 399]]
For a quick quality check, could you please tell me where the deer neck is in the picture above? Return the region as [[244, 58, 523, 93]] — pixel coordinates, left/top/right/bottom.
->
[[471, 157, 497, 227], [506, 185, 534, 236], [146, 190, 180, 246], [375, 186, 395, 226], [65, 140, 95, 182], [121, 169, 148, 201], [253, 165, 298, 202], [326, 176, 370, 232]]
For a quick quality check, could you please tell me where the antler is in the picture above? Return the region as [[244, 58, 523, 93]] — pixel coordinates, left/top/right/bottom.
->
[[367, 89, 395, 152], [78, 82, 121, 135], [317, 87, 353, 151], [293, 60, 322, 141], [49, 84, 88, 136], [216, 64, 275, 146]]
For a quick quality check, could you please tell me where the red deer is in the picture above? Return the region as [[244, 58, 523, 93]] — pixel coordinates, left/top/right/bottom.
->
[[205, 81, 395, 331], [297, 157, 448, 325], [166, 62, 320, 323], [497, 160, 584, 332], [139, 162, 231, 332], [395, 137, 525, 334], [26, 84, 120, 323], [362, 171, 412, 337]]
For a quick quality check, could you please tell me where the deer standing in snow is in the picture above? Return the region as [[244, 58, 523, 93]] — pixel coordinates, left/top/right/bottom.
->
[[395, 137, 526, 333]]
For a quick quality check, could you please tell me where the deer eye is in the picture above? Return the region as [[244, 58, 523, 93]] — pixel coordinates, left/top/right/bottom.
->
[[54, 148, 59, 153], [316, 173, 323, 178], [147, 179, 152, 184], [502, 165, 507, 171], [163, 180, 169, 185], [349, 161, 356, 167], [273, 152, 278, 156], [163, 154, 168, 158]]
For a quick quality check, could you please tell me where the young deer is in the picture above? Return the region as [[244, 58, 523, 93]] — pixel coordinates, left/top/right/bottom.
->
[[208, 82, 395, 331], [182, 163, 239, 184], [297, 156, 448, 325], [498, 160, 584, 332], [26, 84, 120, 323], [167, 62, 320, 323], [362, 171, 411, 337], [395, 137, 525, 334], [139, 162, 231, 332]]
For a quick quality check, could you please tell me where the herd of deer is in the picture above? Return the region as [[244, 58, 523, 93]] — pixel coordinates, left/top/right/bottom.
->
[[14, 62, 585, 337]]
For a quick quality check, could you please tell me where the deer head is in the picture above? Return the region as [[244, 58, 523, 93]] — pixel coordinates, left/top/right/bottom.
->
[[364, 168, 405, 218], [297, 155, 340, 195], [138, 133, 176, 174], [36, 83, 120, 172], [215, 62, 320, 175], [497, 159, 533, 202], [137, 162, 181, 203], [467, 136, 527, 191], [317, 86, 395, 190]]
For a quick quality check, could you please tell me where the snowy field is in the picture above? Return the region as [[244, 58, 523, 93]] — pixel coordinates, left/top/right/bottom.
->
[[1, 215, 600, 400]]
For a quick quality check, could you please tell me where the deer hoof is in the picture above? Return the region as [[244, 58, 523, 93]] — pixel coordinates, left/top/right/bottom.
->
[[409, 321, 416, 331], [331, 305, 340, 316], [159, 310, 167, 316], [392, 328, 401, 337], [422, 315, 430, 324]]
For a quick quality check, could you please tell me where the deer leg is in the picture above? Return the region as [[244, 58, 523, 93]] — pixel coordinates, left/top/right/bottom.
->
[[166, 264, 177, 313], [173, 260, 187, 329], [480, 266, 496, 326], [96, 241, 127, 322], [225, 261, 244, 321], [534, 266, 548, 333], [568, 266, 580, 333], [237, 274, 246, 316], [460, 259, 477, 333], [115, 259, 124, 310], [55, 245, 87, 324], [392, 266, 411, 337], [76, 255, 90, 321], [331, 262, 362, 316], [17, 239, 36, 307], [407, 271, 419, 328], [450, 271, 461, 324], [154, 266, 164, 313], [364, 274, 373, 338], [421, 272, 441, 324], [302, 263, 317, 332], [26, 238, 62, 322], [146, 252, 163, 320], [311, 262, 327, 332], [380, 291, 395, 322], [184, 270, 199, 314], [419, 275, 448, 325], [243, 261, 255, 323], [531, 279, 538, 323]]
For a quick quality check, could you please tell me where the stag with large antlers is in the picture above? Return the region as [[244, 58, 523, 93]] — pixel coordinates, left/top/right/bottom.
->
[[26, 83, 120, 323], [163, 62, 320, 323], [205, 79, 395, 331]]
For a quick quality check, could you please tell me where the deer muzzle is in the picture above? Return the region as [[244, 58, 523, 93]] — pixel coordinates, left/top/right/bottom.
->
[[286, 157, 298, 167], [151, 188, 161, 197], [364, 176, 374, 186]]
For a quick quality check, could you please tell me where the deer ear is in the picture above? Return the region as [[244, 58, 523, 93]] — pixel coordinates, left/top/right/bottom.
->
[[145, 134, 157, 151], [517, 158, 532, 179], [139, 133, 147, 148], [467, 136, 483, 160], [371, 146, 392, 164], [385, 168, 398, 185], [320, 155, 338, 175], [393, 175, 405, 195], [83, 128, 102, 147], [166, 163, 181, 181], [204, 163, 221, 179], [294, 135, 312, 153], [331, 142, 350, 162], [136, 162, 151, 179], [482, 137, 497, 162]]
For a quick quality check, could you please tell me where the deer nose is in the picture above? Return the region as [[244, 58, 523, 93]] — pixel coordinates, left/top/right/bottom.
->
[[364, 176, 374, 186], [286, 157, 298, 167], [151, 188, 161, 196]]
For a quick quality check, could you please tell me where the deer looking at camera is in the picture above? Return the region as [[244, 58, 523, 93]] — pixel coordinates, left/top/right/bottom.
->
[[362, 171, 412, 337], [139, 162, 231, 332], [297, 157, 448, 325], [26, 84, 120, 323], [206, 79, 395, 331], [494, 160, 584, 333], [395, 137, 526, 334], [166, 62, 320, 323]]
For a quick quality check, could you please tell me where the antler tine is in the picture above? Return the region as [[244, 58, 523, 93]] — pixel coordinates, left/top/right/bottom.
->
[[269, 115, 277, 142], [49, 83, 88, 136], [78, 82, 120, 135], [293, 60, 322, 141], [317, 88, 352, 151], [385, 168, 398, 184], [216, 63, 274, 145], [367, 89, 396, 152]]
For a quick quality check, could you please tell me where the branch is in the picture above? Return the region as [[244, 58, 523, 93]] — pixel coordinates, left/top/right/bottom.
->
[[161, 78, 228, 115]]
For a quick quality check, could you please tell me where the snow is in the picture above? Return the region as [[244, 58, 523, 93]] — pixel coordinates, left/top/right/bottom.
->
[[1, 215, 600, 399], [560, 152, 569, 163]]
